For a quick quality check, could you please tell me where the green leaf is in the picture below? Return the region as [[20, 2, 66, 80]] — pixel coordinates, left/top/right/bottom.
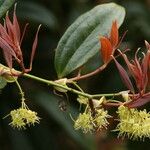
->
[[0, 0, 15, 18], [17, 1, 58, 30], [0, 76, 7, 89], [55, 3, 125, 78]]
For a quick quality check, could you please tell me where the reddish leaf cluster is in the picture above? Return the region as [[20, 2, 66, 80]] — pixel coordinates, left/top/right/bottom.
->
[[99, 20, 119, 64], [113, 42, 150, 108], [0, 5, 40, 75]]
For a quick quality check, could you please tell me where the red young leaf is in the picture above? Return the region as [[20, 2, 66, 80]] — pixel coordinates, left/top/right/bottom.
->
[[126, 93, 150, 108], [120, 49, 149, 92], [145, 40, 150, 50], [0, 6, 40, 74], [110, 20, 118, 48], [5, 13, 14, 41], [0, 25, 14, 49], [141, 50, 150, 89], [13, 4, 21, 43], [113, 56, 134, 92], [99, 20, 120, 65], [0, 36, 17, 58], [20, 23, 29, 45], [29, 25, 41, 70], [3, 51, 12, 68], [100, 37, 113, 64]]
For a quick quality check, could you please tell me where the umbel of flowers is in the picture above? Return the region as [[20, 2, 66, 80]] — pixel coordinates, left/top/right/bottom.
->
[[116, 105, 150, 140], [0, 5, 40, 129], [10, 102, 40, 129], [74, 108, 110, 133], [74, 97, 110, 133], [3, 78, 40, 130]]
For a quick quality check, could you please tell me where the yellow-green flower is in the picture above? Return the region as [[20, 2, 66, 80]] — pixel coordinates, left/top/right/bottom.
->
[[77, 96, 88, 105], [74, 112, 93, 133], [74, 108, 110, 133], [10, 109, 26, 129], [115, 105, 150, 140], [9, 108, 40, 129], [94, 109, 110, 130]]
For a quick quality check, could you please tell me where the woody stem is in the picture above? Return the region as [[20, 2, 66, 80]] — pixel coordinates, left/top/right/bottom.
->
[[67, 64, 107, 82]]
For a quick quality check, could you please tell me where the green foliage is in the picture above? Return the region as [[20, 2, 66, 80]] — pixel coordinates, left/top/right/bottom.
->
[[0, 76, 7, 89], [55, 3, 125, 78], [17, 1, 58, 29], [0, 0, 15, 18]]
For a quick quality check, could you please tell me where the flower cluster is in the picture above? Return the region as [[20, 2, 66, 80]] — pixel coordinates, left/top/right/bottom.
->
[[9, 107, 40, 130], [113, 42, 150, 108], [95, 109, 110, 130], [116, 105, 150, 140], [77, 95, 88, 105], [74, 112, 93, 133], [99, 20, 119, 64], [74, 108, 110, 133]]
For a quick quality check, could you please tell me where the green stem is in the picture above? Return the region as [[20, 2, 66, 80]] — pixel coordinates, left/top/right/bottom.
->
[[1, 64, 123, 100], [71, 82, 84, 92], [23, 73, 122, 99], [15, 78, 25, 98], [14, 79, 27, 108]]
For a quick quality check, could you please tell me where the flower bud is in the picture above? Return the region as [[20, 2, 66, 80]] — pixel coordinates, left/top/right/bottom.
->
[[0, 64, 18, 83], [54, 78, 68, 93], [77, 96, 88, 105]]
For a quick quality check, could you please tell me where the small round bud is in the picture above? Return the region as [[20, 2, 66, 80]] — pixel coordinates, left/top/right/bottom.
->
[[92, 96, 106, 108], [119, 90, 130, 102], [54, 78, 68, 93], [77, 96, 88, 105]]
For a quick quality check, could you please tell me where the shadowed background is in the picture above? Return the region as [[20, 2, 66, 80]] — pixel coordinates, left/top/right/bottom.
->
[[0, 0, 150, 150]]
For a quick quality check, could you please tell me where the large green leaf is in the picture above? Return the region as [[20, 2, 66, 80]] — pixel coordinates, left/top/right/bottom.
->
[[0, 0, 15, 18], [55, 3, 125, 78]]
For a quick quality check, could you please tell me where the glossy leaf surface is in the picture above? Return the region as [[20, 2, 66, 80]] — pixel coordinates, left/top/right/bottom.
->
[[55, 3, 125, 78]]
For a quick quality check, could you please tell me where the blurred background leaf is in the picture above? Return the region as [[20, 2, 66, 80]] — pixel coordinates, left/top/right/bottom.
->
[[0, 0, 15, 18], [17, 1, 58, 30], [0, 77, 7, 89]]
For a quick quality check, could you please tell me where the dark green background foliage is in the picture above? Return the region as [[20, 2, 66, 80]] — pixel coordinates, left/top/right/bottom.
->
[[0, 0, 150, 150]]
